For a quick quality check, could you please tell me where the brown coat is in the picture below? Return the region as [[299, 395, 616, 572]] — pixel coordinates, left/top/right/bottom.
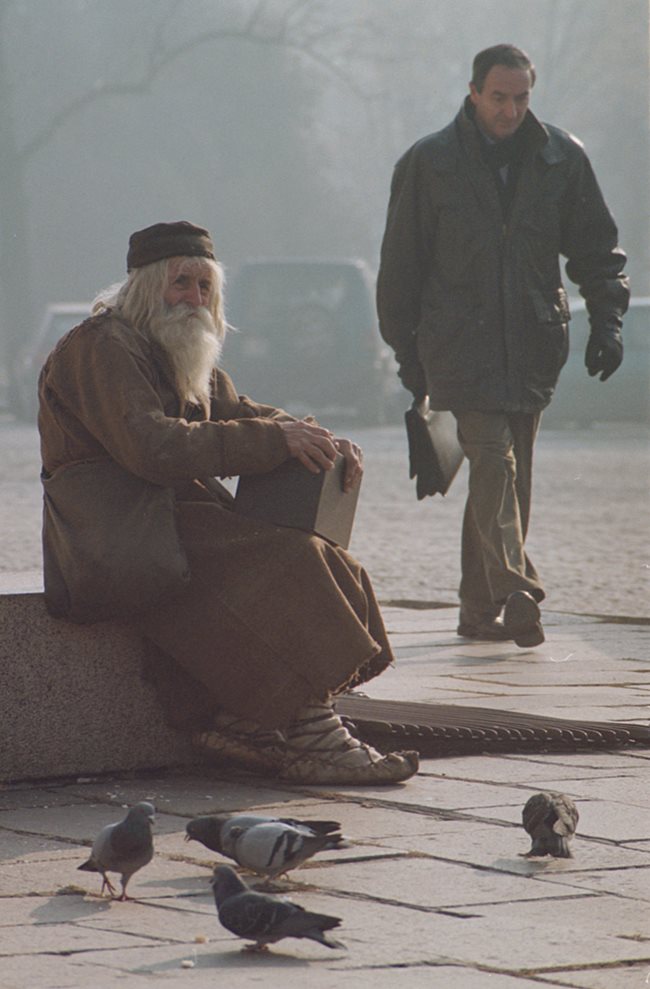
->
[[38, 312, 393, 728]]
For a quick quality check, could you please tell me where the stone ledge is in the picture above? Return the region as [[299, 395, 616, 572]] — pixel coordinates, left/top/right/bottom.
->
[[0, 570, 43, 595], [0, 589, 192, 783]]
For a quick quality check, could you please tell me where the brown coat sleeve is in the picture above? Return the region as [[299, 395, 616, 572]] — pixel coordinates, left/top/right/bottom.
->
[[40, 317, 290, 484], [209, 366, 296, 423]]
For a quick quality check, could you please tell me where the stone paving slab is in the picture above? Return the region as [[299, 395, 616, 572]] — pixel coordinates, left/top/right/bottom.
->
[[43, 941, 506, 988], [428, 751, 649, 780], [366, 819, 650, 874], [53, 774, 338, 819], [74, 895, 221, 942], [0, 919, 154, 957], [425, 752, 647, 782], [0, 787, 92, 811], [0, 894, 123, 926], [555, 775, 650, 808], [393, 636, 649, 667], [389, 678, 532, 700], [331, 772, 523, 812], [411, 894, 650, 972], [448, 665, 650, 689], [474, 797, 650, 844], [405, 688, 649, 716], [375, 775, 538, 812], [3, 953, 149, 989], [0, 848, 211, 900], [535, 962, 650, 988], [304, 854, 589, 910], [625, 839, 650, 854], [0, 831, 73, 858], [506, 750, 650, 772], [0, 802, 188, 844], [535, 864, 650, 903]]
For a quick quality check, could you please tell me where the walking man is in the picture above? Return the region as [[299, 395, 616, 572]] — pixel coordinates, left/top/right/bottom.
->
[[377, 43, 629, 646]]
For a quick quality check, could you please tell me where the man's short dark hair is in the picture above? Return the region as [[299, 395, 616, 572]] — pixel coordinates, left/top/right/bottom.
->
[[471, 44, 536, 92]]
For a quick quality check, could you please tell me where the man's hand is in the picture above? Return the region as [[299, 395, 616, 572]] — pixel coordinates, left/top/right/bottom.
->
[[279, 420, 338, 474], [333, 437, 364, 492], [398, 359, 427, 402], [585, 327, 623, 382]]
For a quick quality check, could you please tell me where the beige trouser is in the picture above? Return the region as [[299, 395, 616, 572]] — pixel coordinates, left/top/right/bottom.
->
[[453, 410, 545, 619]]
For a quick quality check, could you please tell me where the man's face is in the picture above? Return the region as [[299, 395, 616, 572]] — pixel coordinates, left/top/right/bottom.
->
[[469, 65, 532, 141], [163, 258, 214, 310]]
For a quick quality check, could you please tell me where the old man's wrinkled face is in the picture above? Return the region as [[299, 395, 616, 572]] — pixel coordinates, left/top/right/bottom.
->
[[163, 257, 215, 310]]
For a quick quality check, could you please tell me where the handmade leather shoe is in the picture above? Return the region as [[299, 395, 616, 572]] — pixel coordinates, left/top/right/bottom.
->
[[279, 701, 419, 785], [279, 747, 419, 786], [503, 590, 545, 647], [191, 724, 286, 775]]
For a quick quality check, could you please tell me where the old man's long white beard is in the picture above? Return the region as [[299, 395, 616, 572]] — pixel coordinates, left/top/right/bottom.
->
[[148, 304, 221, 411]]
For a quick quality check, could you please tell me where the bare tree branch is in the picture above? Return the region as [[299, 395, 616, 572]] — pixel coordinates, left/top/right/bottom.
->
[[284, 0, 315, 21], [19, 3, 383, 161], [244, 0, 269, 36]]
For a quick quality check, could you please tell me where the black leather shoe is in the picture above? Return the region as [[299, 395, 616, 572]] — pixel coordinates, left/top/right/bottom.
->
[[503, 591, 545, 647], [457, 619, 512, 641]]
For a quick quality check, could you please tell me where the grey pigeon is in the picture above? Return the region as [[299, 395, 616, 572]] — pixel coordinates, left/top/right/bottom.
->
[[522, 791, 579, 858], [227, 820, 348, 882], [210, 864, 345, 952], [185, 813, 342, 859], [78, 801, 155, 899]]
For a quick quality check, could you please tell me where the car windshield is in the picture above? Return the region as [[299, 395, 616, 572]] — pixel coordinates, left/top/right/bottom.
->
[[221, 260, 384, 421], [231, 263, 372, 336]]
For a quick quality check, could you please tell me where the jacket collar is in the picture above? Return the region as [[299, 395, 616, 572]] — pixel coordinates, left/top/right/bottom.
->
[[454, 97, 565, 166]]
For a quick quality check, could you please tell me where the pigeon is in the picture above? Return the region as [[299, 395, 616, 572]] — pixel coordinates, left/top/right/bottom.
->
[[185, 813, 342, 859], [78, 801, 155, 899], [226, 821, 348, 882], [210, 864, 345, 952], [522, 791, 579, 858]]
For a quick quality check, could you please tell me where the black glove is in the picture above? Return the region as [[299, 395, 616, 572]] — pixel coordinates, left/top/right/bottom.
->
[[585, 327, 623, 382], [398, 359, 427, 402]]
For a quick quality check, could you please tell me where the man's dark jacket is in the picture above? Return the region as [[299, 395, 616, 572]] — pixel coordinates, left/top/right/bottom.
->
[[376, 100, 629, 412]]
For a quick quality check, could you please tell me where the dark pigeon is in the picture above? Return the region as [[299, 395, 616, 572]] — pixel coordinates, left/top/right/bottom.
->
[[522, 791, 579, 858], [185, 813, 341, 858], [210, 864, 345, 952], [78, 801, 155, 899]]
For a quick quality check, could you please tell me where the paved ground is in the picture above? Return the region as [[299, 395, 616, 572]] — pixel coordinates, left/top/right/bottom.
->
[[1, 606, 650, 988], [1, 416, 649, 986]]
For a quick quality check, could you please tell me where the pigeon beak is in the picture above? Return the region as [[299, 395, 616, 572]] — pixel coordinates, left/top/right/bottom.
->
[[184, 834, 191, 842]]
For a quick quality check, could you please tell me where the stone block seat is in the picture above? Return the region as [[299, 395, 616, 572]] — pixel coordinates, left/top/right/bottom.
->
[[0, 572, 192, 783]]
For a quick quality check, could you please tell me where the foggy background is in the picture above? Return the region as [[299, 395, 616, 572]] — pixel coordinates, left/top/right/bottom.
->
[[0, 0, 648, 374]]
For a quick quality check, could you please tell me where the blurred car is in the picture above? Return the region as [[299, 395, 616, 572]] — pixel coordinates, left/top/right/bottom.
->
[[222, 258, 396, 425], [15, 303, 90, 421], [542, 296, 649, 427]]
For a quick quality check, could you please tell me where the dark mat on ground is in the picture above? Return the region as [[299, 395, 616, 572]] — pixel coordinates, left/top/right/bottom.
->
[[334, 695, 650, 756]]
